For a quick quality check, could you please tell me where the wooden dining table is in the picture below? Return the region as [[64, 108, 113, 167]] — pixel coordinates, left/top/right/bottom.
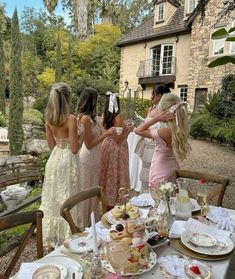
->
[[12, 205, 235, 279]]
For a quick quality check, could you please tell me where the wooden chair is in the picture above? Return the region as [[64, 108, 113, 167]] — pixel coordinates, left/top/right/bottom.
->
[[60, 186, 107, 234], [0, 210, 43, 279], [173, 169, 230, 206]]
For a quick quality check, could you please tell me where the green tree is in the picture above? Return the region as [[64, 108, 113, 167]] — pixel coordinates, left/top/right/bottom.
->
[[0, 19, 5, 115], [55, 34, 62, 82], [66, 40, 72, 81], [8, 9, 24, 155]]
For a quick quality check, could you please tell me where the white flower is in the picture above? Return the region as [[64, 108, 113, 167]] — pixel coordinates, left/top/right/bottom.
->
[[159, 182, 174, 194]]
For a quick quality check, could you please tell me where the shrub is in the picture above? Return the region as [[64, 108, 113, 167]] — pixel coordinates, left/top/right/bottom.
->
[[0, 112, 7, 127], [120, 97, 150, 119], [214, 74, 235, 119], [33, 95, 48, 114], [190, 113, 235, 146], [23, 108, 43, 125]]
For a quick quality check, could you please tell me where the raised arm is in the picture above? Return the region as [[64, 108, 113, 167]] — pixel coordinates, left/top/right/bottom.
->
[[112, 114, 134, 144], [80, 115, 115, 150], [134, 110, 175, 138]]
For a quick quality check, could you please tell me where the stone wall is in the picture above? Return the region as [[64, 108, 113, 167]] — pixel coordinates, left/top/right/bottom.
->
[[187, 0, 235, 111]]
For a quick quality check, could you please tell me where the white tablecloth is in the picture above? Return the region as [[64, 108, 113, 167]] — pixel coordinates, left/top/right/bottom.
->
[[127, 132, 142, 192], [13, 207, 235, 279]]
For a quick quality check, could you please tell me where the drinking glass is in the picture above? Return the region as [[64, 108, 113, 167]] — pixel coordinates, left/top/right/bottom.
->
[[196, 182, 209, 216], [106, 241, 130, 274], [149, 185, 161, 208]]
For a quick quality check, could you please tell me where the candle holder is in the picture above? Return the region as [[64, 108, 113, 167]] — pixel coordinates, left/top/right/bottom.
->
[[82, 252, 105, 279]]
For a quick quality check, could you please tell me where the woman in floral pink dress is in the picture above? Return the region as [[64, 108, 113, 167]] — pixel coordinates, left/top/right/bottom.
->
[[99, 92, 134, 209]]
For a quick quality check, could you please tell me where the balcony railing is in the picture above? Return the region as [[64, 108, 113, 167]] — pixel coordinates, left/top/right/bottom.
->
[[137, 57, 176, 78]]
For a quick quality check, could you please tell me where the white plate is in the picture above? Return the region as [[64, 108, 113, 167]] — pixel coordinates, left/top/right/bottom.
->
[[106, 210, 143, 225], [159, 254, 212, 279], [102, 249, 157, 276], [37, 256, 83, 279], [190, 232, 217, 247], [130, 193, 155, 207], [33, 263, 67, 279], [63, 236, 101, 253], [181, 230, 234, 256]]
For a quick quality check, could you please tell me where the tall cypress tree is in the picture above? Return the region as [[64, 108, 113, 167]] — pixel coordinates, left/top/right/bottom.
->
[[55, 34, 62, 82], [66, 40, 72, 82], [8, 9, 24, 155], [0, 20, 5, 115]]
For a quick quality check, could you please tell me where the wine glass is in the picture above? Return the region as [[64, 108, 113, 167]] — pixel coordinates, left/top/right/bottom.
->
[[106, 241, 131, 274], [149, 185, 161, 209]]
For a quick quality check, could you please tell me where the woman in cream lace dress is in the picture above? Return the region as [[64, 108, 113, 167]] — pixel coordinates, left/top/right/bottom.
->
[[40, 83, 81, 249], [76, 87, 115, 228]]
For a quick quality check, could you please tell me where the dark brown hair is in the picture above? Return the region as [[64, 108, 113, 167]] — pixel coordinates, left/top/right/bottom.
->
[[102, 94, 120, 129], [76, 87, 98, 122]]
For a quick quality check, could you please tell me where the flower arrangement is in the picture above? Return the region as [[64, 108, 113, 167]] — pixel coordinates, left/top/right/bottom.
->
[[159, 182, 175, 202]]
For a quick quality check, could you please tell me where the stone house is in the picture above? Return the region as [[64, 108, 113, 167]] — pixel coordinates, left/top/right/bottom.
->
[[117, 0, 235, 111]]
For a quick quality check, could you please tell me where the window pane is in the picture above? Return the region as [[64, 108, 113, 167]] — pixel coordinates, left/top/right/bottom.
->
[[213, 39, 225, 55], [188, 0, 196, 13], [179, 87, 188, 102], [231, 43, 235, 53]]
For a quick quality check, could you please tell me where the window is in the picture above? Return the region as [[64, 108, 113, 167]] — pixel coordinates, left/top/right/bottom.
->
[[230, 22, 235, 54], [212, 38, 225, 55], [156, 3, 165, 22], [151, 44, 174, 76], [179, 87, 188, 102], [188, 0, 197, 13]]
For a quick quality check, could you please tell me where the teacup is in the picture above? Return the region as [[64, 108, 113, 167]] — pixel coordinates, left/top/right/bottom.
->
[[115, 127, 123, 135]]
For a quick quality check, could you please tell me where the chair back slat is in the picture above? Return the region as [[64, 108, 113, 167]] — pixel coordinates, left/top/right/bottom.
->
[[174, 169, 229, 206], [60, 186, 107, 233], [0, 210, 44, 278]]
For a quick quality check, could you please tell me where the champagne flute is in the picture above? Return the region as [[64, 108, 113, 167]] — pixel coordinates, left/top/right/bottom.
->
[[196, 182, 208, 216]]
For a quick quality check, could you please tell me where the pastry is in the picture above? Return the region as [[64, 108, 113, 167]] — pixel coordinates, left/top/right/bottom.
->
[[138, 255, 149, 267], [124, 260, 139, 273], [109, 229, 129, 240], [112, 205, 124, 219], [121, 236, 132, 245]]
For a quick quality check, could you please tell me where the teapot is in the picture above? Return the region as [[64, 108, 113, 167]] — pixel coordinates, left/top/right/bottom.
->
[[0, 184, 29, 209]]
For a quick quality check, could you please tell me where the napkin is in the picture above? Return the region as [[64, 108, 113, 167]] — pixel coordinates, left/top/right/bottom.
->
[[185, 218, 231, 243], [85, 222, 109, 242], [130, 193, 154, 207], [158, 255, 193, 279], [169, 220, 187, 238], [18, 263, 44, 279], [207, 207, 235, 233]]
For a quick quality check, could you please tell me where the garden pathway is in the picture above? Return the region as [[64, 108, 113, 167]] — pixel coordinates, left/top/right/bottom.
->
[[1, 138, 235, 276]]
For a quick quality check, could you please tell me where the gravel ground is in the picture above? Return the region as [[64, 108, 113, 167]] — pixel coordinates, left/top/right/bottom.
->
[[1, 138, 235, 277]]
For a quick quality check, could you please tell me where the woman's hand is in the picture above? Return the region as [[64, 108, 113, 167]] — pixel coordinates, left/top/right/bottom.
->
[[154, 110, 175, 123], [105, 127, 116, 137]]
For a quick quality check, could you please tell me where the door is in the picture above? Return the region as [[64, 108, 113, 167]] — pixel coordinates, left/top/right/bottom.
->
[[194, 88, 208, 110]]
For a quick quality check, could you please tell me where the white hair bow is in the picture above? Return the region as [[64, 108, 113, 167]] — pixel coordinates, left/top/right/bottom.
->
[[168, 101, 187, 126], [106, 91, 119, 113]]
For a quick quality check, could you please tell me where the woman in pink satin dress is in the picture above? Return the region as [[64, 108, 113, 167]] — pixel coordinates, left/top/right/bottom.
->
[[134, 93, 191, 187]]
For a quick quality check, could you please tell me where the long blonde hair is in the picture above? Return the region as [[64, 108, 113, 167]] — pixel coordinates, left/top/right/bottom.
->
[[45, 82, 71, 126], [159, 93, 191, 161]]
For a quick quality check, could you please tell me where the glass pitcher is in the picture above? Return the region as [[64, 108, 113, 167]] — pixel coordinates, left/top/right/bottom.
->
[[176, 179, 192, 220]]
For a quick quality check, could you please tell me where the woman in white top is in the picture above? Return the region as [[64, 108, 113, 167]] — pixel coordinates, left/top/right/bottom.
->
[[76, 87, 115, 228]]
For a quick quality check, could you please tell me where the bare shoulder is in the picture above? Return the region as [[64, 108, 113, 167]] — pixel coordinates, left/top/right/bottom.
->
[[114, 114, 124, 126], [79, 115, 92, 126]]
